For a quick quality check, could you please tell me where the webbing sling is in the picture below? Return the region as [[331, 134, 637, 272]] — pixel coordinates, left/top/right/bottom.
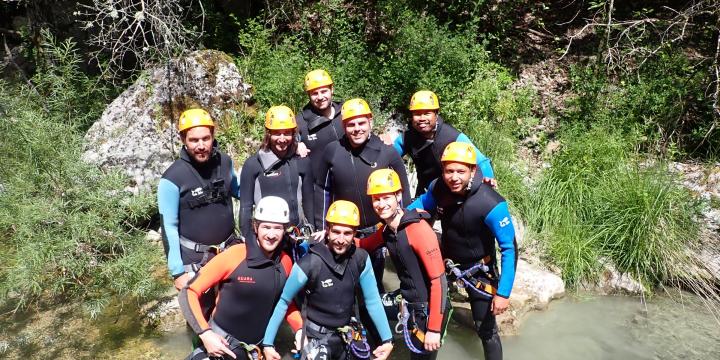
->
[[445, 257, 497, 299], [209, 318, 265, 360]]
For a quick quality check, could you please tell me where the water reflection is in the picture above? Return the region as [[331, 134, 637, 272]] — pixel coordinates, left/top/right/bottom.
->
[[157, 294, 720, 359]]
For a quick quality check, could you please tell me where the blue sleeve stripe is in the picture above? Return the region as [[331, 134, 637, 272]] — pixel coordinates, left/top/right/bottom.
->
[[230, 159, 241, 199], [263, 264, 308, 346], [456, 133, 495, 179], [484, 202, 517, 297], [407, 180, 437, 211], [392, 134, 405, 156], [157, 178, 183, 276], [359, 256, 393, 341]]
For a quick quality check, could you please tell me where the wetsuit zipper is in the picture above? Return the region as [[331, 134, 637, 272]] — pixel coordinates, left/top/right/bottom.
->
[[349, 155, 370, 227]]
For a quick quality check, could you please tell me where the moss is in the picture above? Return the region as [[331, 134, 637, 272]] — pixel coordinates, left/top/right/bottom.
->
[[192, 50, 235, 85]]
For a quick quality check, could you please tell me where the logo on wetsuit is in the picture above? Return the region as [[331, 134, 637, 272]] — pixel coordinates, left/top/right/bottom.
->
[[425, 248, 440, 257], [265, 170, 282, 177], [308, 134, 318, 141], [320, 279, 334, 288], [191, 187, 204, 197], [238, 276, 256, 284], [499, 217, 510, 228]]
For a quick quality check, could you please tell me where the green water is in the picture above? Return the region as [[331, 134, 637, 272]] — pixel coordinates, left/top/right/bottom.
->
[[156, 294, 720, 359]]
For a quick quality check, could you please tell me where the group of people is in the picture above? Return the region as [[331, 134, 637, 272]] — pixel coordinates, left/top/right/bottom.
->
[[157, 69, 518, 360]]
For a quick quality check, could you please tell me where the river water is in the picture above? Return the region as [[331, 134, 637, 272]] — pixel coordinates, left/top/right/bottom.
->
[[156, 293, 720, 359]]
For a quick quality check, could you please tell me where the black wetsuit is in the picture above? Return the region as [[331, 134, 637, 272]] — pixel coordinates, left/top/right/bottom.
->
[[239, 147, 315, 241], [179, 243, 302, 360], [394, 116, 495, 197], [314, 135, 412, 231], [158, 144, 238, 273], [263, 243, 393, 360], [296, 101, 345, 175], [359, 210, 450, 360]]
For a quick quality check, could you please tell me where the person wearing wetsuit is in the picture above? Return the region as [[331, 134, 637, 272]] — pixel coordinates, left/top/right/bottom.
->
[[179, 196, 302, 360], [314, 98, 412, 347], [157, 108, 241, 312], [295, 69, 345, 174], [314, 98, 411, 234], [263, 200, 394, 360], [408, 142, 517, 360], [358, 169, 449, 360], [390, 90, 495, 197], [240, 105, 315, 242]]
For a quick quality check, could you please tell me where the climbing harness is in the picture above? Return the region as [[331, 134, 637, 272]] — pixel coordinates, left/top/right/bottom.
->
[[393, 294, 427, 354], [339, 317, 372, 359], [294, 318, 370, 360], [287, 221, 315, 261], [188, 319, 265, 360], [393, 294, 453, 355], [445, 258, 496, 299], [180, 233, 236, 273]]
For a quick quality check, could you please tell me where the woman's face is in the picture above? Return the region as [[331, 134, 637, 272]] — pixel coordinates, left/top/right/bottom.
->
[[269, 128, 295, 155]]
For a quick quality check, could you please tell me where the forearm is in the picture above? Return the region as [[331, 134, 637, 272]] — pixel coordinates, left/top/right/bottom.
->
[[158, 179, 183, 276], [264, 265, 307, 345], [359, 258, 393, 341]]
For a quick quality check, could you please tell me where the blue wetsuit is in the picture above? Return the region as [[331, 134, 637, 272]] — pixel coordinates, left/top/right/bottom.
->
[[393, 115, 494, 196], [408, 175, 516, 360]]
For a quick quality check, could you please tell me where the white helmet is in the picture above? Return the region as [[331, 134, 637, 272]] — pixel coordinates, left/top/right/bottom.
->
[[253, 196, 290, 223]]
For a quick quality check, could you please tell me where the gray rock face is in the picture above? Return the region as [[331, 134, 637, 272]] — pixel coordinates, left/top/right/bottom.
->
[[82, 50, 251, 191]]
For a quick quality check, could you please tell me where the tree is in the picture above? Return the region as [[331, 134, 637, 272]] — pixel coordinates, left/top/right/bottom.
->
[[75, 0, 205, 80]]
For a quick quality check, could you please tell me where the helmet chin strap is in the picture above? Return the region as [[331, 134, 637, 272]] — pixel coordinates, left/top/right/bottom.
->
[[466, 176, 474, 191]]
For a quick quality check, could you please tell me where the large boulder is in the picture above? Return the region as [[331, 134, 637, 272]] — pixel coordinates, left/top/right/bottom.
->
[[82, 50, 251, 191]]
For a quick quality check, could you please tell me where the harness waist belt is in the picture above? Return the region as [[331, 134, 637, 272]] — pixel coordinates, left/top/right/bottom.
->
[[210, 318, 262, 353], [305, 319, 337, 335], [181, 233, 235, 273], [180, 233, 235, 253]]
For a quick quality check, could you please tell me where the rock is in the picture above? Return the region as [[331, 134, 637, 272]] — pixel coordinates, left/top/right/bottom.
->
[[591, 259, 645, 295], [82, 50, 251, 191], [450, 259, 565, 336], [142, 295, 185, 332], [145, 229, 162, 243], [666, 162, 720, 284], [544, 140, 561, 156]]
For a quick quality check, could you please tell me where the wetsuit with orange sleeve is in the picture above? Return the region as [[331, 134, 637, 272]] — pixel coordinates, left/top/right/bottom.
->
[[359, 209, 449, 360], [179, 242, 302, 359]]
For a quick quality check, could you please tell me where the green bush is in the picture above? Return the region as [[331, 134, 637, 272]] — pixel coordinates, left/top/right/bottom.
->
[[564, 52, 717, 158], [525, 125, 701, 287], [0, 37, 166, 315]]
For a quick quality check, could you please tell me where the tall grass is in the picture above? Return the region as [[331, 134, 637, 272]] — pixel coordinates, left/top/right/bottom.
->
[[0, 35, 166, 315], [524, 125, 712, 295]]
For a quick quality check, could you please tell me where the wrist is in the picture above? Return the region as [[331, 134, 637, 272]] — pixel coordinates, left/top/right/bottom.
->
[[172, 272, 186, 280]]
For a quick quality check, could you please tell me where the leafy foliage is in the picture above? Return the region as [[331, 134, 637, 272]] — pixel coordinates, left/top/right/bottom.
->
[[565, 53, 717, 157], [0, 37, 166, 314], [524, 125, 701, 287]]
